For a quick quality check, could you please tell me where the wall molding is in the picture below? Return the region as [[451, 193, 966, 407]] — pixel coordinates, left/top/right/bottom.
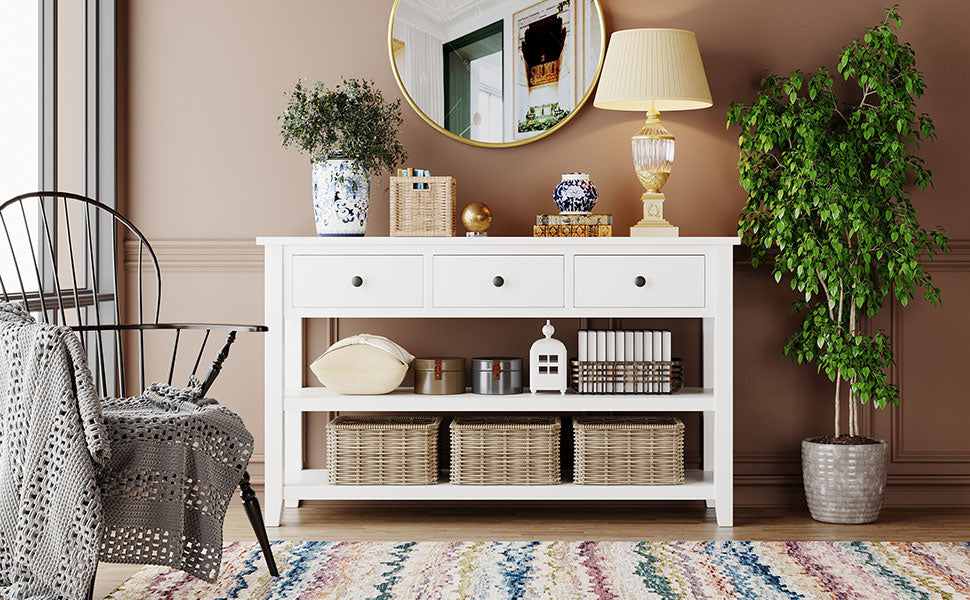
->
[[734, 238, 970, 267], [123, 239, 263, 272], [891, 254, 970, 463], [124, 238, 970, 504], [128, 238, 970, 273], [735, 450, 800, 464]]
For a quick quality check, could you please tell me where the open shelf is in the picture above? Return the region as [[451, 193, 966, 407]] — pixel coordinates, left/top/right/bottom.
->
[[283, 386, 716, 412], [284, 469, 714, 501]]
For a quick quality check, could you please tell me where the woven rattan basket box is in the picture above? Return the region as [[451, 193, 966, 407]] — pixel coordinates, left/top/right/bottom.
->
[[326, 415, 441, 485], [573, 416, 685, 485], [389, 176, 456, 237], [450, 416, 561, 485]]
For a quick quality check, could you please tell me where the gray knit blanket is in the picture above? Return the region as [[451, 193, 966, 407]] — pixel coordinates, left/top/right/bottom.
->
[[0, 302, 108, 600], [0, 303, 254, 599], [98, 378, 254, 582]]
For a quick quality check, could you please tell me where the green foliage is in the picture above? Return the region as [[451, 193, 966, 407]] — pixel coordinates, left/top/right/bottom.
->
[[727, 6, 947, 431], [279, 78, 407, 180]]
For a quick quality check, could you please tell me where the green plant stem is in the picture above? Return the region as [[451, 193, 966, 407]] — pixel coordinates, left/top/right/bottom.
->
[[849, 299, 859, 436], [835, 284, 845, 437], [835, 374, 842, 437]]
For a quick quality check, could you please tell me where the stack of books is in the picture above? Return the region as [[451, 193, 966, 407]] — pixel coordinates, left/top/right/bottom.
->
[[577, 329, 672, 394], [396, 168, 432, 189], [533, 214, 612, 237]]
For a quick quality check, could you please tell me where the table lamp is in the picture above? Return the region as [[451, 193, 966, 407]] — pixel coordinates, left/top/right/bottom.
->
[[593, 28, 712, 236]]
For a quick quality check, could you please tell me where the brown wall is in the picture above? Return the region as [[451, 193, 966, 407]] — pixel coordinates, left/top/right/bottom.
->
[[121, 0, 970, 505]]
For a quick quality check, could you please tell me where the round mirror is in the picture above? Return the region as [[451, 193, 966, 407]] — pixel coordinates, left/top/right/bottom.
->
[[388, 0, 605, 148]]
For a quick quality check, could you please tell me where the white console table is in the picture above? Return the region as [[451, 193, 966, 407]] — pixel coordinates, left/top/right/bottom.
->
[[257, 236, 738, 527]]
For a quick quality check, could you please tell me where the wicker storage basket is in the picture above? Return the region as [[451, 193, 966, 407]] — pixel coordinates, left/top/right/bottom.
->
[[573, 416, 685, 485], [450, 416, 561, 485], [326, 415, 441, 485], [571, 359, 684, 394], [389, 176, 456, 237]]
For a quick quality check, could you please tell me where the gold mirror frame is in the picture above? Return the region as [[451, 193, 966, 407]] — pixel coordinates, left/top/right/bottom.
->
[[387, 0, 606, 149]]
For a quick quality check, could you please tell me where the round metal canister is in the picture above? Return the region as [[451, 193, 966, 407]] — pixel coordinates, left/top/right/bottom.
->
[[470, 357, 523, 395], [413, 357, 466, 394]]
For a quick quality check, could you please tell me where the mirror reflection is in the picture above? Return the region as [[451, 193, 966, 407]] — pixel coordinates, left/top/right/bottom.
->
[[390, 0, 604, 146]]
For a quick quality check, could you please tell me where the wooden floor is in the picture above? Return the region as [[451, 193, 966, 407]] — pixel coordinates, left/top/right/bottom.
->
[[94, 501, 970, 598]]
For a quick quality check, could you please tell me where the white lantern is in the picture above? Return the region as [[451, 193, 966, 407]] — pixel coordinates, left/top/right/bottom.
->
[[529, 320, 568, 395]]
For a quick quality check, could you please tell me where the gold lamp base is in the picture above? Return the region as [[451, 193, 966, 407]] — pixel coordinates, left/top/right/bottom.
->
[[630, 109, 679, 237], [629, 191, 679, 237]]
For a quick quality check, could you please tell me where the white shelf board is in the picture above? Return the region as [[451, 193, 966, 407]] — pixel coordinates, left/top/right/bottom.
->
[[285, 469, 714, 501], [283, 387, 715, 412]]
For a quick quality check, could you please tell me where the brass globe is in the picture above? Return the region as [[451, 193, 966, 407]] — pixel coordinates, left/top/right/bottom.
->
[[461, 202, 492, 233]]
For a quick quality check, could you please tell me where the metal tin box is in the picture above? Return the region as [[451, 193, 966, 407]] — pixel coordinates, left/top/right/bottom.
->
[[413, 357, 466, 394], [471, 357, 523, 395]]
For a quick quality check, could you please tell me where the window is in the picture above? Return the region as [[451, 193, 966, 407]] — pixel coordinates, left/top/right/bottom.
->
[[0, 3, 41, 293], [0, 0, 117, 389]]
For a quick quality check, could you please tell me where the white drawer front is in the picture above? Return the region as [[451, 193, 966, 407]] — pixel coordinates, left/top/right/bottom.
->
[[574, 255, 705, 308], [291, 254, 423, 308], [433, 255, 564, 308]]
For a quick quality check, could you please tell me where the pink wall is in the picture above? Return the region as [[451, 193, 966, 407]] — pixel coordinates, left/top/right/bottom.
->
[[121, 0, 970, 504]]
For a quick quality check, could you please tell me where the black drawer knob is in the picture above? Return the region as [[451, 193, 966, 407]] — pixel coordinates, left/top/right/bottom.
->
[[634, 275, 646, 287], [492, 275, 504, 288], [351, 275, 363, 287]]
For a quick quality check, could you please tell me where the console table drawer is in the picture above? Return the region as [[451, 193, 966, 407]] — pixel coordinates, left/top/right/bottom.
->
[[433, 255, 564, 308], [574, 255, 705, 308], [291, 254, 423, 308]]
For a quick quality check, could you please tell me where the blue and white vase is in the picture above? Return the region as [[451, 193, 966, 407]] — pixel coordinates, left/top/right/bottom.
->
[[552, 172, 598, 214], [311, 159, 369, 236]]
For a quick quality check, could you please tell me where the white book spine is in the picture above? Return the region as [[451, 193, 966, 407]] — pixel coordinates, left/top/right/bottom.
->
[[578, 330, 588, 393], [595, 331, 607, 393], [643, 331, 654, 393], [652, 330, 663, 394], [586, 331, 598, 394], [605, 331, 616, 393], [662, 330, 672, 393], [633, 331, 645, 393], [623, 331, 634, 393]]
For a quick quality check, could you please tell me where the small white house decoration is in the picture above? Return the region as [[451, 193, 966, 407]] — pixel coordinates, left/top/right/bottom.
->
[[530, 320, 568, 394]]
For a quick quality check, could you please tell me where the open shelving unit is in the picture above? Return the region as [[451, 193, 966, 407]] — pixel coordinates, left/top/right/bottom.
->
[[258, 236, 738, 527]]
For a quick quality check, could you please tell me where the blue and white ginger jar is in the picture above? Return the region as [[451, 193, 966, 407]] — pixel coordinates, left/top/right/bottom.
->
[[312, 159, 369, 236], [552, 172, 598, 214]]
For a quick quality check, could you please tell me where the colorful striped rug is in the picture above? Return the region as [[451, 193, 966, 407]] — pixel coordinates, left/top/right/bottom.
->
[[106, 540, 970, 599]]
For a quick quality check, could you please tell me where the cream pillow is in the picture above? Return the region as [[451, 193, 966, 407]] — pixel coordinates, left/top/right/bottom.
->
[[309, 334, 414, 395]]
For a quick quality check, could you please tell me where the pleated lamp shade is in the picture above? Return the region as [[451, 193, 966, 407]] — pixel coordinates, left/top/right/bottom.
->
[[594, 28, 713, 112]]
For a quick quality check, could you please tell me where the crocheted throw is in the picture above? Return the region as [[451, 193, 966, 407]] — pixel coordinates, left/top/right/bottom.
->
[[0, 302, 254, 597], [0, 302, 109, 600], [98, 378, 254, 582]]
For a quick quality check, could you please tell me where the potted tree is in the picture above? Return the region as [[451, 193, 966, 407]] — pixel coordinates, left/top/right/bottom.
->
[[279, 78, 407, 236], [727, 7, 948, 523]]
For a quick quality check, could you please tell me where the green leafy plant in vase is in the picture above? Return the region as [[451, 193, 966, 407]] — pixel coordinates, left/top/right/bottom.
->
[[279, 78, 407, 236], [727, 6, 947, 523]]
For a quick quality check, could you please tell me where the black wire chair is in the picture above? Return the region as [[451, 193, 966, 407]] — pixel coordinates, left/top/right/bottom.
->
[[0, 191, 278, 591]]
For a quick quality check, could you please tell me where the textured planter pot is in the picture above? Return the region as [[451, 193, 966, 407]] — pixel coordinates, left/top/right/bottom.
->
[[311, 159, 369, 236], [802, 438, 888, 524]]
